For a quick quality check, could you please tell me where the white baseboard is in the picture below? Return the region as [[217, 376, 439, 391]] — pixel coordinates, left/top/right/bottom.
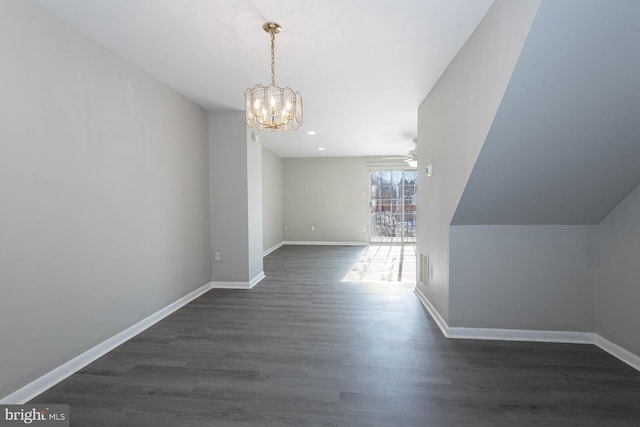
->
[[594, 335, 640, 372], [263, 241, 369, 258], [282, 240, 369, 246], [447, 327, 593, 344], [211, 281, 251, 289], [0, 281, 215, 404], [414, 285, 450, 337], [250, 271, 265, 288], [212, 271, 265, 290], [414, 285, 639, 371], [263, 242, 284, 257]]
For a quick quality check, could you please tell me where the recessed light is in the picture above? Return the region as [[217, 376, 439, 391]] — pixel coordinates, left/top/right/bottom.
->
[[307, 131, 316, 135], [318, 147, 325, 151]]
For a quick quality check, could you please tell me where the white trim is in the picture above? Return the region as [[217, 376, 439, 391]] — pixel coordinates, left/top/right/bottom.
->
[[211, 282, 251, 289], [594, 335, 640, 372], [0, 281, 215, 404], [414, 285, 449, 337], [249, 271, 265, 288], [212, 271, 265, 290], [265, 240, 370, 255], [447, 327, 594, 344], [282, 241, 369, 246], [263, 242, 284, 257], [414, 285, 639, 371]]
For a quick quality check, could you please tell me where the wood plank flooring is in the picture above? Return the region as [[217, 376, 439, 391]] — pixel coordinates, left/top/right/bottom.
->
[[31, 245, 640, 426]]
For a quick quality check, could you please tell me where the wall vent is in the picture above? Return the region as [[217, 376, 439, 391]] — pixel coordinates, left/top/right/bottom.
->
[[419, 251, 429, 288]]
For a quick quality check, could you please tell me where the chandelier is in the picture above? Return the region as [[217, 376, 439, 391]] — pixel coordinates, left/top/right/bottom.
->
[[245, 22, 302, 131]]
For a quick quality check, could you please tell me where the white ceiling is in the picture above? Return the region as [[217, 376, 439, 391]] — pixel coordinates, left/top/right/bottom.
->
[[32, 0, 493, 158]]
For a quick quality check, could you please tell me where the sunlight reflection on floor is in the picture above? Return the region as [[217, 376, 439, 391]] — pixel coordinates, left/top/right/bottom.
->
[[342, 245, 416, 284]]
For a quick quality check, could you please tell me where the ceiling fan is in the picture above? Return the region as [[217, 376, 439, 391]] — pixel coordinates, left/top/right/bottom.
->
[[380, 139, 418, 167]]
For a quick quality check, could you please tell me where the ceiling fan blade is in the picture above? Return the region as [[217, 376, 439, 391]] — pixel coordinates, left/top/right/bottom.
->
[[382, 156, 410, 160]]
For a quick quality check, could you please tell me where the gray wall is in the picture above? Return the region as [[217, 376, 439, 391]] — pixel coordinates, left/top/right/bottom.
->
[[596, 183, 640, 355], [453, 0, 640, 226], [0, 0, 210, 398], [209, 112, 249, 282], [246, 129, 263, 280], [262, 147, 284, 252], [450, 226, 596, 330], [209, 113, 263, 283], [283, 157, 370, 243], [416, 0, 541, 323]]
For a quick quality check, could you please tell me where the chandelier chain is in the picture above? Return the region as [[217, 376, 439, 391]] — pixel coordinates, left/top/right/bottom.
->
[[270, 29, 276, 86]]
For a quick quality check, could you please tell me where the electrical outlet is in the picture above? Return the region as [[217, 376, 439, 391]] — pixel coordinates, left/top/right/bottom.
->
[[284, 225, 288, 231], [362, 226, 367, 233], [214, 252, 221, 262], [311, 225, 316, 232], [429, 264, 434, 279]]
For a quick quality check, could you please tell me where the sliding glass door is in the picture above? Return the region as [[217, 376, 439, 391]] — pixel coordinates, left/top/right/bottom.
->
[[369, 169, 417, 244]]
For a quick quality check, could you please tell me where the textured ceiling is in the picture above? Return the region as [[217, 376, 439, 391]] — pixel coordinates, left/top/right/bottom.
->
[[32, 0, 493, 158]]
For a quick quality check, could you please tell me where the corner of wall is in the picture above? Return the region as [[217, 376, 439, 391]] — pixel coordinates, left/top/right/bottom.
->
[[594, 182, 640, 358]]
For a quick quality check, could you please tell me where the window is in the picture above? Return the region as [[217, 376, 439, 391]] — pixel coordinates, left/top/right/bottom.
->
[[369, 169, 417, 244]]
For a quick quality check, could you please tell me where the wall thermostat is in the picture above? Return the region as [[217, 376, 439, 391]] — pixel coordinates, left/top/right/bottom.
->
[[425, 164, 433, 177]]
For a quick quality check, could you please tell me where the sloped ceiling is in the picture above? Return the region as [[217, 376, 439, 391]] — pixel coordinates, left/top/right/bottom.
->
[[452, 0, 640, 225]]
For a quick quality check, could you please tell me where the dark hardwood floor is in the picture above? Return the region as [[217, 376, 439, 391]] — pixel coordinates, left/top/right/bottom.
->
[[32, 245, 640, 426]]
